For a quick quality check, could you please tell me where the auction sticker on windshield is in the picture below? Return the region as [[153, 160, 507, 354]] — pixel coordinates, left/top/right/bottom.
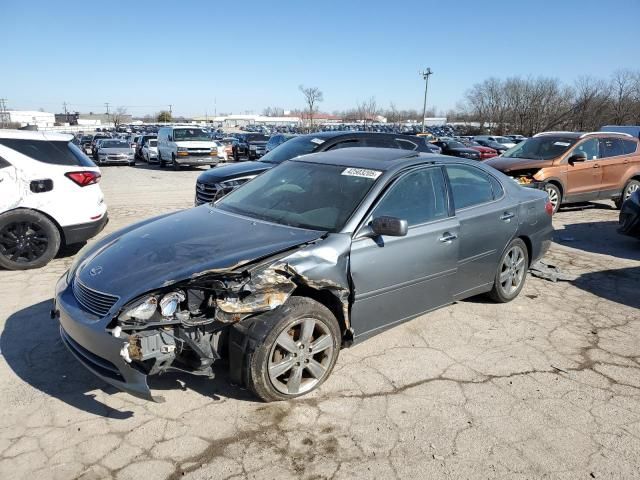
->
[[310, 138, 325, 145], [341, 168, 382, 179], [553, 141, 571, 146]]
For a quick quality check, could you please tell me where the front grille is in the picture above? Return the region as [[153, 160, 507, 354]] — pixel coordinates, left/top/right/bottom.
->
[[187, 149, 211, 157], [196, 181, 219, 204], [72, 278, 119, 317]]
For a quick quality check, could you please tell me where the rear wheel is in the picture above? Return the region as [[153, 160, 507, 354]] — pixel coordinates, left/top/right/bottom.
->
[[544, 183, 561, 214], [488, 238, 529, 303], [0, 210, 61, 270], [172, 155, 180, 170], [158, 152, 165, 168], [244, 297, 341, 402], [615, 179, 640, 209]]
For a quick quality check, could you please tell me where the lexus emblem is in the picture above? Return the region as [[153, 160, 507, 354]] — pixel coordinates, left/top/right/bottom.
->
[[89, 266, 103, 276]]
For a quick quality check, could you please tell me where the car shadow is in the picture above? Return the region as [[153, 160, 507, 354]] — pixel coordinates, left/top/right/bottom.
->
[[571, 266, 640, 309], [553, 220, 640, 261], [1, 300, 256, 419]]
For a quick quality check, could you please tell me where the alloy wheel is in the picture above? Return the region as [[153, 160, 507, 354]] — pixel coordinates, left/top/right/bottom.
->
[[545, 185, 559, 211], [268, 317, 335, 395], [625, 182, 639, 200], [498, 245, 526, 296], [0, 221, 49, 263]]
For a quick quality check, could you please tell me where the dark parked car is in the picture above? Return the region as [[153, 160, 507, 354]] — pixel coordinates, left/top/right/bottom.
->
[[234, 133, 270, 160], [53, 148, 553, 402], [266, 133, 296, 153], [195, 132, 445, 205], [618, 188, 640, 238], [433, 140, 481, 160]]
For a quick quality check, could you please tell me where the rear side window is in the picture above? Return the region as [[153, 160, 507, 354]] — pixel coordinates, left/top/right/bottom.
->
[[364, 137, 399, 148], [446, 165, 497, 209], [329, 139, 366, 150], [600, 138, 624, 158], [0, 139, 96, 167], [622, 140, 638, 155], [395, 139, 418, 151]]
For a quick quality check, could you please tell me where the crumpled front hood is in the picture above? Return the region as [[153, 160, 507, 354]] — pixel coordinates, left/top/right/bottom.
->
[[76, 206, 325, 299], [485, 156, 555, 173]]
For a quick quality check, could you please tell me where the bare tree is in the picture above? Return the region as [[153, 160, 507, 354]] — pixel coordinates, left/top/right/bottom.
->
[[262, 106, 285, 117], [111, 107, 128, 129], [299, 85, 323, 130]]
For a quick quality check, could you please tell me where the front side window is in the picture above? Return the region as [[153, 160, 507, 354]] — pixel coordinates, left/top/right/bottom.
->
[[0, 139, 95, 167], [570, 138, 599, 160], [600, 138, 624, 158], [372, 167, 448, 226], [216, 162, 380, 232], [396, 139, 418, 151], [446, 165, 497, 209]]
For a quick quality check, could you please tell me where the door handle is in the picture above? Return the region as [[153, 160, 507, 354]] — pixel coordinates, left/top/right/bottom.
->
[[500, 212, 515, 221], [593, 163, 600, 168], [439, 233, 457, 243]]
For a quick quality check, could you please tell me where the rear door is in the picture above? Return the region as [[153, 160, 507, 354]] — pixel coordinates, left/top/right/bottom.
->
[[349, 166, 459, 340], [444, 164, 518, 298], [598, 137, 632, 198], [565, 138, 603, 200]]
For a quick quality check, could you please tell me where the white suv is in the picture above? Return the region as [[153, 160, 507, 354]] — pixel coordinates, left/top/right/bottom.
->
[[0, 130, 108, 270]]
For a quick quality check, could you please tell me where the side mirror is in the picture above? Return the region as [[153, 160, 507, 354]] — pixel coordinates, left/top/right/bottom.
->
[[568, 152, 587, 165], [371, 216, 408, 237]]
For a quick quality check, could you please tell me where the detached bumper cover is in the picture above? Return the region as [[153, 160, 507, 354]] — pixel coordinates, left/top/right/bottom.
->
[[54, 275, 157, 401], [62, 214, 109, 245]]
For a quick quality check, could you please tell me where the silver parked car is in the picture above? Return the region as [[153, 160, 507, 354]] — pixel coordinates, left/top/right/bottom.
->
[[95, 140, 135, 166], [53, 148, 553, 402]]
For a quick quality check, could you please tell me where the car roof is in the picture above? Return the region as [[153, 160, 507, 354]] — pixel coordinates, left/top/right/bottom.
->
[[0, 129, 73, 142], [292, 147, 464, 171]]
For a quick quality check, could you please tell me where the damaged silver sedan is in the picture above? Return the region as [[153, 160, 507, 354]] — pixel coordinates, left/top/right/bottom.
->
[[52, 148, 553, 401]]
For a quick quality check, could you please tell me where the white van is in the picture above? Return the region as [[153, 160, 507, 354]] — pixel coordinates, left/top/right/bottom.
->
[[157, 126, 219, 169], [0, 130, 108, 270]]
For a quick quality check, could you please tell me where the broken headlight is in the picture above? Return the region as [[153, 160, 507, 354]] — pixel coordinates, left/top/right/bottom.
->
[[120, 291, 186, 322], [216, 267, 295, 314]]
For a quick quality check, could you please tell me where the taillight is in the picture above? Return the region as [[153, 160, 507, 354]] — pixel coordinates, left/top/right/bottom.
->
[[65, 171, 101, 187], [545, 200, 554, 216]]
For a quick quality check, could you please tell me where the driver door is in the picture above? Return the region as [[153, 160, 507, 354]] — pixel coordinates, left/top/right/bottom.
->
[[349, 166, 459, 341], [565, 138, 602, 199]]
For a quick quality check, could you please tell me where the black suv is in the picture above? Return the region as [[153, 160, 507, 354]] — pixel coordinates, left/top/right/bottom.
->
[[195, 131, 440, 204], [234, 133, 270, 160]]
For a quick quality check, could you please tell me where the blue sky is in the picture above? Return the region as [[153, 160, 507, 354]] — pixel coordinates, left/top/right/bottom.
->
[[2, 0, 639, 117]]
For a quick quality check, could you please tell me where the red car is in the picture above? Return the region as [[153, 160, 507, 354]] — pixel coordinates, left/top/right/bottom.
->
[[462, 140, 498, 159]]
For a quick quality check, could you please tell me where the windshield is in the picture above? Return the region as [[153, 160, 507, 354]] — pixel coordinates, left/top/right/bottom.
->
[[496, 137, 512, 144], [502, 136, 577, 160], [245, 134, 268, 142], [173, 129, 210, 141], [259, 136, 323, 164], [216, 161, 380, 232], [102, 140, 129, 148], [148, 140, 157, 147], [446, 141, 466, 149]]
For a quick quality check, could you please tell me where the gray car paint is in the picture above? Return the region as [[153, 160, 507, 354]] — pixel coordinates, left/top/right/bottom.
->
[[54, 148, 553, 400]]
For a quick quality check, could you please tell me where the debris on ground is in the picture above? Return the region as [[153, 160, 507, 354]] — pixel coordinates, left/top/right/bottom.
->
[[529, 261, 577, 282]]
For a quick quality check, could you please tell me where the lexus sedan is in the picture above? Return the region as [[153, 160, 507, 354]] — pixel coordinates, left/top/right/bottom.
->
[[53, 148, 553, 402]]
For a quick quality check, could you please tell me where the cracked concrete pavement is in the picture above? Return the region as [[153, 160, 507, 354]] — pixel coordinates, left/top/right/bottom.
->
[[1, 164, 639, 479]]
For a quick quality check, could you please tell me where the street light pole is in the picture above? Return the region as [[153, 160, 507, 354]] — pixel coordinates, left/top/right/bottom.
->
[[419, 68, 433, 133]]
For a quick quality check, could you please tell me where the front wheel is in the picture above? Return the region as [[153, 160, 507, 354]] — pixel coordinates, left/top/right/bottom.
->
[[244, 297, 341, 402], [488, 238, 529, 303], [544, 183, 561, 214], [0, 210, 61, 270], [158, 152, 165, 168]]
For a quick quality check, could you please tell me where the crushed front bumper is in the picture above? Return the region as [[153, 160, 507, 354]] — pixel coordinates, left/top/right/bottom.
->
[[53, 275, 159, 402]]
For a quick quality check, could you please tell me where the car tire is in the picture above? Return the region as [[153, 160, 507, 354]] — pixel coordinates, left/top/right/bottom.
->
[[488, 238, 529, 303], [544, 183, 561, 214], [172, 155, 180, 171], [243, 297, 341, 402], [0, 210, 61, 270], [129, 161, 135, 166], [615, 180, 640, 209], [158, 152, 165, 168]]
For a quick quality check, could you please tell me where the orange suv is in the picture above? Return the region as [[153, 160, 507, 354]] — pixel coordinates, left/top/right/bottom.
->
[[486, 131, 640, 213]]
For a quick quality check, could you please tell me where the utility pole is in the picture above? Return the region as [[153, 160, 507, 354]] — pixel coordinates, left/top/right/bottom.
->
[[419, 68, 433, 133], [168, 104, 173, 118], [104, 102, 111, 127], [0, 98, 7, 128], [63, 101, 69, 123]]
